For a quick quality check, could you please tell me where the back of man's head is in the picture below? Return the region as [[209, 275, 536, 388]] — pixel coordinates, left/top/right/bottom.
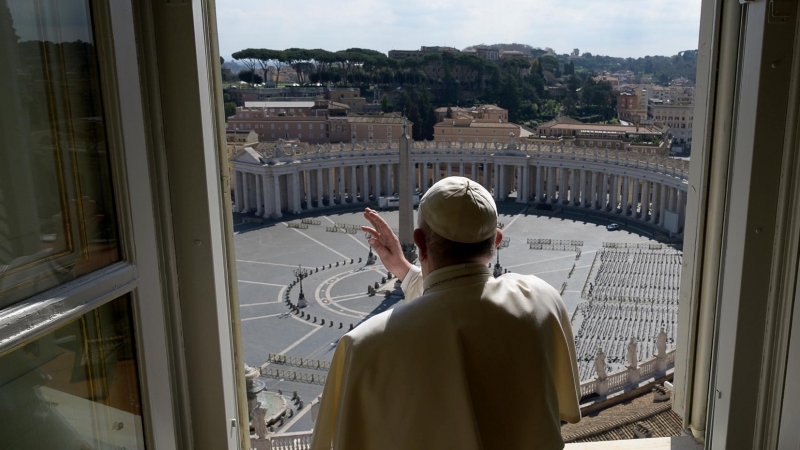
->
[[417, 177, 498, 267]]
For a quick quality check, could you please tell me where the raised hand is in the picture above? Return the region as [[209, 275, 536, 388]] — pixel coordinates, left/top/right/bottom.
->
[[361, 208, 413, 281]]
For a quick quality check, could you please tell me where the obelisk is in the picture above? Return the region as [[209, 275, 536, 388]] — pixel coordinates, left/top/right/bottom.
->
[[398, 117, 417, 262]]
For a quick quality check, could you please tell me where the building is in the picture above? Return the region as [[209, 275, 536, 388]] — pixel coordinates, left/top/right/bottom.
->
[[434, 119, 527, 143], [647, 99, 694, 151], [616, 91, 641, 122], [224, 86, 371, 112], [225, 107, 411, 144], [433, 104, 509, 122], [387, 46, 460, 60], [534, 116, 671, 156]]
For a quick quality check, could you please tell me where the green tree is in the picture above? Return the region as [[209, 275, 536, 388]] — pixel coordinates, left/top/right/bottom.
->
[[224, 102, 237, 119], [498, 73, 521, 122], [380, 93, 392, 113], [238, 70, 262, 85]]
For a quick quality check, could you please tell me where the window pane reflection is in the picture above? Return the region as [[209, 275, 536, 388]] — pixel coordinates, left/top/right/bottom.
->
[[0, 295, 145, 450], [0, 0, 119, 308]]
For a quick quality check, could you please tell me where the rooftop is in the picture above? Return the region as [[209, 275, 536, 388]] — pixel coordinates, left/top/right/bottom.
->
[[245, 101, 316, 109]]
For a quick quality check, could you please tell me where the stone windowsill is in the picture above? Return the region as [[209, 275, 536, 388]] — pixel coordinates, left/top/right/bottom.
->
[[565, 436, 702, 450]]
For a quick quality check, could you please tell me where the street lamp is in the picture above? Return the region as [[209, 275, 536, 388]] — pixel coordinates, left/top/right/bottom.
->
[[494, 237, 510, 278], [294, 265, 308, 308], [364, 232, 377, 265]]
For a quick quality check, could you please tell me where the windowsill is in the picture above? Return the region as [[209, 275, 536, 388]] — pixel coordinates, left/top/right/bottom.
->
[[565, 436, 702, 450]]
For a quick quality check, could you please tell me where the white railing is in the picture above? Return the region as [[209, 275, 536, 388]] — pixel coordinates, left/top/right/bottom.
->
[[580, 380, 597, 398], [254, 430, 313, 450], [579, 348, 676, 400], [639, 357, 657, 378]]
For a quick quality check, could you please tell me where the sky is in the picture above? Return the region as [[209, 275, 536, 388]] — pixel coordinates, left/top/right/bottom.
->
[[216, 0, 702, 61]]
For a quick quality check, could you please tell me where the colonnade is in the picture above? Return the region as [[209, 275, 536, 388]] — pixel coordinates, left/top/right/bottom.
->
[[232, 140, 689, 233]]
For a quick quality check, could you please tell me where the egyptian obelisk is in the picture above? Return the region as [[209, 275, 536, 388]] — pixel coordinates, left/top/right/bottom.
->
[[398, 117, 417, 262]]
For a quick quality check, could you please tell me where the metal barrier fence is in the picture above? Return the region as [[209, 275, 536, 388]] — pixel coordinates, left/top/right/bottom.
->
[[333, 223, 360, 230], [261, 368, 327, 386], [301, 219, 321, 225], [325, 226, 358, 234], [529, 244, 582, 253], [287, 222, 309, 229], [527, 238, 584, 247], [266, 354, 331, 371], [602, 242, 679, 250]]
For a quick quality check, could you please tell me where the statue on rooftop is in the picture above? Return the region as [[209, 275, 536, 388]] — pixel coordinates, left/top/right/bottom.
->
[[627, 337, 639, 369], [656, 327, 667, 358], [594, 348, 607, 380]]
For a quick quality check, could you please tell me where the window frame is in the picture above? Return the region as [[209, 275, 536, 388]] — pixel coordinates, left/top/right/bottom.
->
[[0, 1, 180, 449]]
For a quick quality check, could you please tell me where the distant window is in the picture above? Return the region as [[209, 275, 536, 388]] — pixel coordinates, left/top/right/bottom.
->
[[298, 133, 302, 139], [297, 124, 302, 130], [289, 108, 294, 113], [271, 124, 275, 130], [271, 133, 275, 138], [309, 133, 314, 139], [309, 124, 313, 130], [320, 124, 325, 130], [246, 113, 250, 119]]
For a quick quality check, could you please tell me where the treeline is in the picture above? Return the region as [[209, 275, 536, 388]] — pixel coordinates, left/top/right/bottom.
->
[[228, 46, 695, 135]]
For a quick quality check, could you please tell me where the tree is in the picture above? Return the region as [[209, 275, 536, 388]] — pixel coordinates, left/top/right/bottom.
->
[[498, 73, 521, 122], [380, 94, 392, 113], [445, 106, 453, 119], [224, 102, 237, 119], [238, 70, 262, 85], [231, 48, 260, 81]]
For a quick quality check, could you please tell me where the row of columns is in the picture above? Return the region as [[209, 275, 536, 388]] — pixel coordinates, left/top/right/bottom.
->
[[233, 163, 688, 232]]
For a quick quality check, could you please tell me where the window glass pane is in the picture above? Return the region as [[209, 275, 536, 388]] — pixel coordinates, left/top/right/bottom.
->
[[0, 295, 145, 450], [0, 0, 119, 308]]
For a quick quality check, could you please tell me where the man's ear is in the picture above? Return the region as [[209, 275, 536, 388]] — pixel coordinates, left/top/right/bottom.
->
[[414, 228, 427, 262], [494, 228, 503, 247]]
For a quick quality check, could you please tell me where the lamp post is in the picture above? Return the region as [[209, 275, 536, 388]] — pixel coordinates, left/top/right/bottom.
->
[[294, 265, 308, 308], [494, 237, 510, 278], [364, 232, 377, 265]]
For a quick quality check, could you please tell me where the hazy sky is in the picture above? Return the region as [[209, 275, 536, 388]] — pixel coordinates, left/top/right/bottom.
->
[[216, 0, 702, 61]]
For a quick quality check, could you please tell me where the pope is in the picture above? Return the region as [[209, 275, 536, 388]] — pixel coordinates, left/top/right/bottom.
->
[[311, 176, 581, 450]]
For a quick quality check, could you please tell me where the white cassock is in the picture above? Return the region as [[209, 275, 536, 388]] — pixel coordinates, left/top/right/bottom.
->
[[311, 262, 581, 450]]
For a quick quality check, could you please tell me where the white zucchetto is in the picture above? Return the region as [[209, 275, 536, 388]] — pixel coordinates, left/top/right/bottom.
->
[[418, 176, 498, 243]]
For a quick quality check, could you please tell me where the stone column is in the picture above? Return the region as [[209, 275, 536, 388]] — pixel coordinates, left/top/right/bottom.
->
[[433, 162, 440, 183], [516, 166, 525, 203], [350, 166, 357, 203], [304, 170, 313, 209], [499, 165, 506, 200], [561, 168, 569, 203], [262, 174, 272, 217], [273, 174, 283, 219], [579, 170, 587, 207], [622, 176, 630, 215], [255, 173, 264, 216], [548, 167, 557, 203], [590, 171, 597, 208], [492, 163, 500, 200], [642, 180, 650, 220], [384, 164, 394, 197], [608, 174, 619, 212], [245, 173, 255, 213], [447, 162, 452, 177], [338, 167, 346, 204], [399, 133, 416, 262], [232, 170, 241, 213], [536, 166, 544, 202], [292, 170, 302, 213], [421, 162, 428, 192], [361, 165, 369, 202], [471, 163, 477, 182], [632, 178, 640, 217], [650, 183, 660, 224], [316, 169, 324, 207], [327, 168, 335, 204], [459, 162, 464, 177], [374, 164, 382, 198], [658, 184, 667, 226]]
